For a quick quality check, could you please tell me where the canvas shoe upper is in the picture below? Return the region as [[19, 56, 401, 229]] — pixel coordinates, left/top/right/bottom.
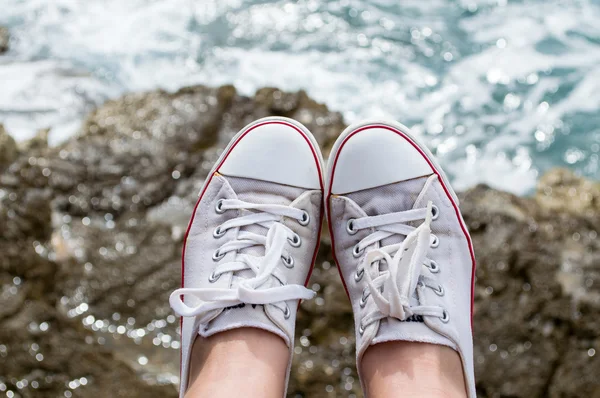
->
[[325, 121, 476, 397], [170, 117, 324, 397]]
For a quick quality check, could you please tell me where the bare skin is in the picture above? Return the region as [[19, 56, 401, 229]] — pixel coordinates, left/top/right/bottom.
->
[[185, 328, 289, 398], [361, 341, 468, 398], [184, 329, 466, 398]]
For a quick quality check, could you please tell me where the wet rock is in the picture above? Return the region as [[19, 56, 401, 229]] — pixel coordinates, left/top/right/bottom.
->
[[0, 85, 345, 398], [0, 26, 8, 54], [0, 84, 598, 398], [0, 301, 176, 398], [462, 173, 600, 398]]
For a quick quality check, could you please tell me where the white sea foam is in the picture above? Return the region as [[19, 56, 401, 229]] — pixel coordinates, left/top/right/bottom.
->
[[0, 0, 598, 194]]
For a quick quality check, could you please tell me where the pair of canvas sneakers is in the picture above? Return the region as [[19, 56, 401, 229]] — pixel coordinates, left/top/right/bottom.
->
[[169, 117, 476, 397]]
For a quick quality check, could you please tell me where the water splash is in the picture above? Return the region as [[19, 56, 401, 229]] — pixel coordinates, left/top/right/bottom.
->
[[0, 0, 599, 194]]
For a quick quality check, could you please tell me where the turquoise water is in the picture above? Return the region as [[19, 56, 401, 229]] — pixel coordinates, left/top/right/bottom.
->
[[0, 0, 599, 193]]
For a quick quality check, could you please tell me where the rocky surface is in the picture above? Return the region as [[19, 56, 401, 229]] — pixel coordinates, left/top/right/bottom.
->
[[0, 26, 9, 54], [0, 124, 18, 171], [1, 85, 598, 397]]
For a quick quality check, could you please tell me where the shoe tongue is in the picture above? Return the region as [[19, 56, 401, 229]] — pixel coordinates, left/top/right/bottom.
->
[[348, 177, 441, 331], [348, 176, 429, 302], [224, 175, 304, 260], [346, 177, 429, 248], [200, 176, 305, 345], [225, 175, 303, 285]]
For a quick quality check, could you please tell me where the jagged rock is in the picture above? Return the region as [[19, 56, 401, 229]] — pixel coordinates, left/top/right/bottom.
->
[[0, 26, 9, 54], [536, 168, 600, 219], [0, 85, 345, 398], [0, 85, 598, 398], [18, 128, 50, 152], [462, 174, 600, 397], [0, 124, 18, 171]]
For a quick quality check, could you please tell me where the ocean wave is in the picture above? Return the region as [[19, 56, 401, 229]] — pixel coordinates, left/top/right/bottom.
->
[[0, 0, 598, 194]]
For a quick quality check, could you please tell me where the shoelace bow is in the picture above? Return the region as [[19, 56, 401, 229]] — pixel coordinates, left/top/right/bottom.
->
[[170, 199, 315, 324], [352, 175, 446, 333]]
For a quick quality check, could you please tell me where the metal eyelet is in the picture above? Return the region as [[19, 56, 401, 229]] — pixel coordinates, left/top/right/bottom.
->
[[433, 285, 445, 296], [359, 290, 368, 308], [431, 204, 440, 221], [358, 324, 365, 335], [427, 260, 440, 273], [352, 244, 364, 258], [441, 310, 450, 323], [283, 306, 291, 319], [212, 226, 226, 239], [430, 235, 439, 248], [282, 255, 294, 268], [346, 219, 358, 235], [354, 268, 364, 282], [215, 199, 226, 214], [208, 271, 221, 283], [288, 233, 302, 248], [212, 249, 225, 261], [298, 210, 310, 226]]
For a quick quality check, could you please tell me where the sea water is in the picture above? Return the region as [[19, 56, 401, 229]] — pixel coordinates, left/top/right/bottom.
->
[[0, 0, 599, 194]]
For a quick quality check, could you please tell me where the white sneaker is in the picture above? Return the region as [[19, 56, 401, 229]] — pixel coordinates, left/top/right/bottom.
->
[[170, 117, 324, 397], [325, 120, 476, 397]]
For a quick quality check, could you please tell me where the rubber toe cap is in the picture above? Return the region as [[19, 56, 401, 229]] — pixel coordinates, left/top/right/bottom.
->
[[218, 121, 322, 190], [330, 126, 433, 194]]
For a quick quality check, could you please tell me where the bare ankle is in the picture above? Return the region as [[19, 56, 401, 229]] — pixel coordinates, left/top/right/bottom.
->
[[185, 328, 289, 398], [361, 341, 467, 398]]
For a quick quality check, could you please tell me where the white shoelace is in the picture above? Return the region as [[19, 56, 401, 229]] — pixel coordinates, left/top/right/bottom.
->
[[349, 175, 446, 333], [170, 199, 316, 324]]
